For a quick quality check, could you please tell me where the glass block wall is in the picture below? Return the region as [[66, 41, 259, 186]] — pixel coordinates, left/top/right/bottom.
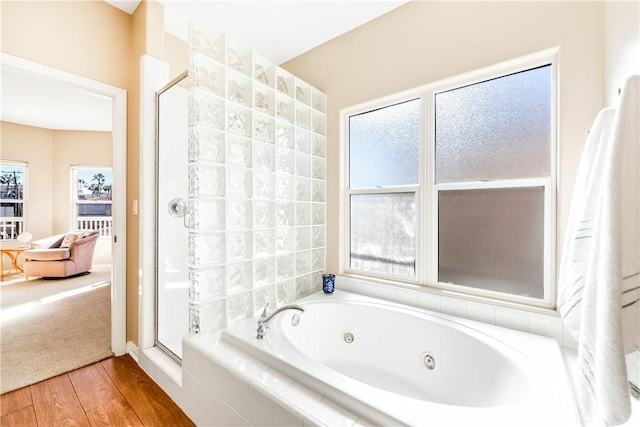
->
[[187, 23, 326, 335]]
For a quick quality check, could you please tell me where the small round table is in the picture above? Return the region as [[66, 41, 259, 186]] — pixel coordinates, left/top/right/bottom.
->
[[0, 248, 26, 279]]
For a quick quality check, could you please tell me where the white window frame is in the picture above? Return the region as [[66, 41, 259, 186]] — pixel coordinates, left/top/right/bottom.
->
[[70, 165, 113, 237], [340, 49, 558, 308], [0, 160, 28, 241]]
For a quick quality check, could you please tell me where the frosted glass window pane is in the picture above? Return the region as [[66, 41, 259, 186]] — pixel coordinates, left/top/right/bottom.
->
[[435, 65, 551, 183], [438, 187, 544, 298], [349, 99, 420, 188], [350, 193, 415, 278]]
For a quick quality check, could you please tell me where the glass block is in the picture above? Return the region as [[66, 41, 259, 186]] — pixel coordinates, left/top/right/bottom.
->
[[276, 94, 295, 124], [189, 23, 225, 64], [295, 153, 311, 178], [227, 39, 252, 76], [189, 305, 201, 335], [226, 70, 252, 107], [312, 87, 325, 113], [189, 90, 225, 130], [438, 187, 544, 298], [254, 257, 275, 287], [276, 122, 295, 148], [295, 79, 311, 105], [294, 227, 310, 251], [295, 177, 311, 202], [349, 98, 420, 188], [295, 251, 310, 276], [277, 254, 295, 281], [312, 111, 325, 136], [311, 272, 323, 293], [255, 83, 275, 115], [253, 170, 275, 200], [312, 180, 325, 202], [295, 104, 311, 130], [254, 285, 276, 316], [254, 201, 275, 228], [276, 228, 294, 254], [189, 232, 226, 268], [277, 280, 295, 305], [227, 167, 252, 198], [227, 230, 253, 262], [253, 142, 274, 171], [276, 68, 294, 97], [254, 229, 275, 258], [254, 113, 275, 143], [227, 291, 253, 326], [276, 148, 295, 175], [190, 54, 225, 97], [295, 274, 311, 299], [226, 135, 252, 168], [276, 173, 294, 200], [435, 66, 552, 183], [312, 157, 325, 180], [277, 201, 294, 227], [189, 266, 226, 303], [226, 199, 252, 229], [350, 193, 416, 278], [295, 202, 311, 226], [227, 261, 253, 294], [188, 199, 225, 231], [189, 163, 225, 197], [295, 129, 312, 154], [190, 299, 226, 334], [254, 53, 275, 87], [311, 248, 324, 271], [226, 103, 252, 137], [312, 134, 325, 158], [312, 203, 325, 225], [311, 225, 325, 248], [189, 126, 225, 164]]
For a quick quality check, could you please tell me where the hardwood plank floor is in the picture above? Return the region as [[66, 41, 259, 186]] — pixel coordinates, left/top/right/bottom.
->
[[0, 355, 194, 427]]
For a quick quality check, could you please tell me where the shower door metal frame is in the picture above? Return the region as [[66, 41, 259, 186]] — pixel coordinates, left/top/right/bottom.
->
[[154, 70, 189, 364]]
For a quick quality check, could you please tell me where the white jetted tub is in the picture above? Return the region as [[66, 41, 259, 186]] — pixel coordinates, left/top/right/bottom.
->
[[222, 291, 581, 426]]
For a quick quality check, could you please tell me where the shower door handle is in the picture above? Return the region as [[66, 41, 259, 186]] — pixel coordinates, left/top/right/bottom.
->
[[168, 198, 189, 228]]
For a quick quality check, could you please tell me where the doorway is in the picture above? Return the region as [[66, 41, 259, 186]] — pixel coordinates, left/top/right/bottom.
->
[[0, 53, 127, 356]]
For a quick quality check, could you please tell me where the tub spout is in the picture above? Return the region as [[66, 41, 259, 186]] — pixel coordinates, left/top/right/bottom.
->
[[256, 303, 305, 339]]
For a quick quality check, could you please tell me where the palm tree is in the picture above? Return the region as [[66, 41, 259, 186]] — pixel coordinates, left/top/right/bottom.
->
[[88, 173, 106, 198]]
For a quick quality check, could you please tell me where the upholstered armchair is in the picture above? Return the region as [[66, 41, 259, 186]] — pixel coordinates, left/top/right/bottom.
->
[[23, 230, 99, 278]]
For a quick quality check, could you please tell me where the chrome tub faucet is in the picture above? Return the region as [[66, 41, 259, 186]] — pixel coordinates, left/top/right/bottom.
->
[[256, 303, 305, 339]]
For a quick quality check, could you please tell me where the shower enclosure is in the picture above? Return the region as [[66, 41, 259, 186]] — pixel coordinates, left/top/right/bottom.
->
[[154, 23, 327, 362], [155, 71, 189, 360]]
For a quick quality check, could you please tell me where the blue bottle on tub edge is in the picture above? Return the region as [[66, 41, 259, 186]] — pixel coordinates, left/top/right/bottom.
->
[[322, 274, 335, 294]]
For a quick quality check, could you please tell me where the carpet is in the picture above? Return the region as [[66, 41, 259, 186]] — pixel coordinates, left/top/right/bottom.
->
[[0, 265, 112, 394]]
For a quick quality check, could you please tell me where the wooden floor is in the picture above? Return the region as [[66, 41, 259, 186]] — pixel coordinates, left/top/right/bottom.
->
[[0, 355, 194, 427]]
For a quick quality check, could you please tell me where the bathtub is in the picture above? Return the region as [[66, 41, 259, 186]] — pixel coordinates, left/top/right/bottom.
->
[[221, 290, 581, 426]]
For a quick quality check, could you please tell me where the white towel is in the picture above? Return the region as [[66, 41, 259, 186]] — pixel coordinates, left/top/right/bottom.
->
[[558, 75, 640, 426]]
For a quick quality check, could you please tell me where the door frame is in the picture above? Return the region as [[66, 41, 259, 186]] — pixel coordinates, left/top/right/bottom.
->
[[1, 53, 127, 355]]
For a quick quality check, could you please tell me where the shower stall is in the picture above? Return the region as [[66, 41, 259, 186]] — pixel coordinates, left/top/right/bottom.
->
[[153, 23, 327, 362]]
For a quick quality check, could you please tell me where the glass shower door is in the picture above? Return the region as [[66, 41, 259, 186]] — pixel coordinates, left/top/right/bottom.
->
[[156, 73, 189, 360]]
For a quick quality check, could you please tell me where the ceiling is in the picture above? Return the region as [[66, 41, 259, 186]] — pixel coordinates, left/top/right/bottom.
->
[[1, 0, 409, 132]]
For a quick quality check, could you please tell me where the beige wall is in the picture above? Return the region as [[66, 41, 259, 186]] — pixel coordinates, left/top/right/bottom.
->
[[283, 1, 604, 276], [0, 121, 111, 239], [51, 129, 113, 235], [603, 0, 640, 107], [0, 121, 54, 239]]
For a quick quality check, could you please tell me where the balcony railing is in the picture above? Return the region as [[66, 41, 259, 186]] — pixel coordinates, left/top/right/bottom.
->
[[0, 218, 24, 240], [77, 216, 112, 237]]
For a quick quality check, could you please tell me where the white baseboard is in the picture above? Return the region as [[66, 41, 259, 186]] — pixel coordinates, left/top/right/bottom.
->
[[126, 341, 139, 362]]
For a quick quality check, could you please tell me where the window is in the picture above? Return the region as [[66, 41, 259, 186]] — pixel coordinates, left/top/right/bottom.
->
[[0, 161, 27, 240], [72, 167, 113, 237], [343, 54, 555, 306]]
